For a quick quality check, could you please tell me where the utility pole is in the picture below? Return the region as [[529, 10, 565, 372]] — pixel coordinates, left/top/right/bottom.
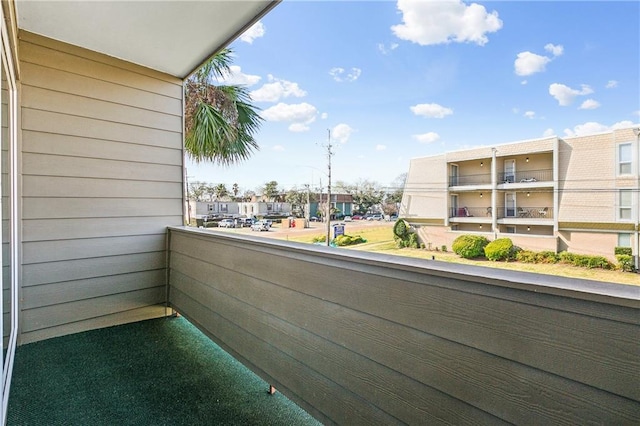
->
[[323, 129, 333, 246]]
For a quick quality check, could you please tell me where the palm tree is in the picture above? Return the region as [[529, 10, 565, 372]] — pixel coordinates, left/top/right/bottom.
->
[[184, 49, 262, 165]]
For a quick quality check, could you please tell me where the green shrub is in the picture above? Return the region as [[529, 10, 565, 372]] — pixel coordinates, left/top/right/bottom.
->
[[484, 238, 514, 261], [616, 254, 635, 272], [334, 234, 366, 247], [536, 251, 559, 263], [559, 251, 613, 269], [452, 235, 489, 259], [615, 247, 633, 256], [312, 235, 326, 243], [393, 219, 419, 248], [516, 250, 537, 263], [441, 245, 447, 252]]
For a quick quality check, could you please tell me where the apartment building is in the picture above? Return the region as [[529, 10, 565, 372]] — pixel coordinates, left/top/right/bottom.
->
[[400, 127, 639, 262]]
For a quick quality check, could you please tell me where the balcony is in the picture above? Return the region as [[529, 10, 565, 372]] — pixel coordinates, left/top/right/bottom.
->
[[497, 206, 554, 220], [450, 206, 492, 219], [449, 173, 492, 187], [498, 168, 553, 185], [159, 227, 638, 424]]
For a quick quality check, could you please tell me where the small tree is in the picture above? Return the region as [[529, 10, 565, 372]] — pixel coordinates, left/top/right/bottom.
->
[[484, 238, 514, 261]]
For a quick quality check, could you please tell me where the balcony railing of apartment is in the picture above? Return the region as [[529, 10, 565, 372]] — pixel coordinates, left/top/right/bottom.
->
[[496, 206, 554, 219], [449, 173, 492, 186], [166, 226, 639, 425], [450, 206, 493, 218], [498, 168, 553, 184]]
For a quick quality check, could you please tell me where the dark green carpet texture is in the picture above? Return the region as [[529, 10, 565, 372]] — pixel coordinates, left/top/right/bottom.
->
[[7, 316, 321, 426]]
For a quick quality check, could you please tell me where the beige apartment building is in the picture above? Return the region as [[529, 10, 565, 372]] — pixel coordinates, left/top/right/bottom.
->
[[400, 127, 640, 263]]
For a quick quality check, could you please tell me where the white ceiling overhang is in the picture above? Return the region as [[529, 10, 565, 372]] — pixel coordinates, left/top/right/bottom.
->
[[16, 0, 280, 79]]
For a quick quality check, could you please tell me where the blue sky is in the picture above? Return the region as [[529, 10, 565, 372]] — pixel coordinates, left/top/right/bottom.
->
[[186, 0, 640, 194]]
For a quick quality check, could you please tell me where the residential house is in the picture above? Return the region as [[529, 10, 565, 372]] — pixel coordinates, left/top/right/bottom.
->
[[237, 201, 291, 217], [189, 200, 240, 218], [400, 128, 640, 263], [312, 193, 354, 219]]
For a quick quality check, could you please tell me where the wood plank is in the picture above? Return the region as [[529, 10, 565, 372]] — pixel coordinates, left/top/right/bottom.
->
[[23, 234, 166, 264], [22, 175, 182, 199], [170, 233, 639, 401], [22, 86, 181, 132], [21, 61, 182, 116], [22, 197, 182, 220], [22, 130, 182, 166], [22, 109, 181, 149], [23, 251, 166, 287], [171, 270, 507, 425], [22, 269, 166, 309], [22, 287, 166, 333], [22, 152, 182, 182], [170, 251, 639, 424], [19, 304, 168, 345], [23, 217, 181, 242], [20, 34, 182, 96]]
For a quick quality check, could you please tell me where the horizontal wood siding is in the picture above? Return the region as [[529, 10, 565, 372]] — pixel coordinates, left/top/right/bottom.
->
[[168, 228, 640, 425], [19, 31, 184, 343], [2, 67, 11, 346]]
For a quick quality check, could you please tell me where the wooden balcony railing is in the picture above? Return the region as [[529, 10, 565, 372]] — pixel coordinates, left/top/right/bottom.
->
[[167, 227, 639, 425]]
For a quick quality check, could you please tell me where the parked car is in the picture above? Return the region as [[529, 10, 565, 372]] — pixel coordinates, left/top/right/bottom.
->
[[251, 220, 270, 232], [367, 214, 383, 221], [238, 218, 254, 227], [218, 218, 235, 228], [310, 216, 320, 222], [344, 216, 352, 222], [351, 215, 363, 220]]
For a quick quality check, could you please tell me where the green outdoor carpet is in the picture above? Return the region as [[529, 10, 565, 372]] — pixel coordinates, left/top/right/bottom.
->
[[7, 316, 321, 426]]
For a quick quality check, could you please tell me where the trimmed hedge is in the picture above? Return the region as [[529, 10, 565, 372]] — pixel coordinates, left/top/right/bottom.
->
[[334, 234, 366, 247], [393, 219, 419, 248], [452, 235, 489, 259], [615, 247, 633, 256], [484, 238, 514, 261], [558, 252, 613, 270]]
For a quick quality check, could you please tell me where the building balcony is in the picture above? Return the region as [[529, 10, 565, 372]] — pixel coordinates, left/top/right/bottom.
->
[[497, 205, 554, 220], [449, 173, 492, 188], [449, 206, 493, 219], [497, 168, 553, 187], [5, 229, 637, 424]]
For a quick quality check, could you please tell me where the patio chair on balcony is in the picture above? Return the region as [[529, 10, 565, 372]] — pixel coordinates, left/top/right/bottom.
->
[[486, 207, 492, 217], [538, 207, 548, 217]]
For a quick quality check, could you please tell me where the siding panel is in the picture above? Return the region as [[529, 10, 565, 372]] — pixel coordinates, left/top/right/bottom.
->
[[168, 229, 640, 425], [19, 32, 183, 342]]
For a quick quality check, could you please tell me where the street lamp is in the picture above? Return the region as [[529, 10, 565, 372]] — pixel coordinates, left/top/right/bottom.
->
[[322, 129, 334, 247]]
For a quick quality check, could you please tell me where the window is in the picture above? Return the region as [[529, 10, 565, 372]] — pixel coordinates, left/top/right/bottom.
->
[[618, 233, 632, 247], [506, 226, 516, 234], [619, 190, 632, 220], [618, 143, 632, 175]]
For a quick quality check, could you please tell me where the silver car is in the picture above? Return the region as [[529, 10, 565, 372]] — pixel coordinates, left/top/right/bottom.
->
[[250, 220, 270, 232]]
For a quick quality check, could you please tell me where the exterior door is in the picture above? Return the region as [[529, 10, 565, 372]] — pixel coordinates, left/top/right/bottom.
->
[[450, 194, 458, 217], [505, 192, 516, 217], [504, 159, 515, 183], [450, 164, 458, 186]]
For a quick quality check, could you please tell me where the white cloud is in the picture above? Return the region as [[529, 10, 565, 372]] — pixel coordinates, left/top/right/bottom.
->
[[240, 21, 265, 44], [329, 67, 362, 82], [261, 103, 318, 132], [375, 144, 387, 151], [410, 103, 453, 118], [514, 52, 551, 76], [378, 42, 399, 55], [549, 83, 593, 106], [392, 0, 502, 46], [321, 112, 328, 120], [579, 99, 600, 110], [413, 132, 440, 144], [605, 80, 618, 89], [634, 110, 640, 117], [214, 65, 261, 86], [250, 75, 306, 103], [514, 43, 563, 76], [332, 123, 354, 144], [272, 145, 285, 151], [524, 111, 536, 119], [563, 121, 636, 137], [544, 43, 564, 57], [521, 80, 528, 85], [289, 123, 310, 132], [542, 128, 555, 137]]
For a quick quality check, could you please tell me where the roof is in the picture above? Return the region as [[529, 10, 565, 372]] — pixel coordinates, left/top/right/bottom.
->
[[15, 0, 280, 79]]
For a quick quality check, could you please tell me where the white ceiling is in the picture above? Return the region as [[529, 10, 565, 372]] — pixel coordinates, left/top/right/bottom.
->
[[16, 0, 279, 79]]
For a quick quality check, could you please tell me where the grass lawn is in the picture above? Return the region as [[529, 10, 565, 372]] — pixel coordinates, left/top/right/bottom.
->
[[287, 224, 640, 287]]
